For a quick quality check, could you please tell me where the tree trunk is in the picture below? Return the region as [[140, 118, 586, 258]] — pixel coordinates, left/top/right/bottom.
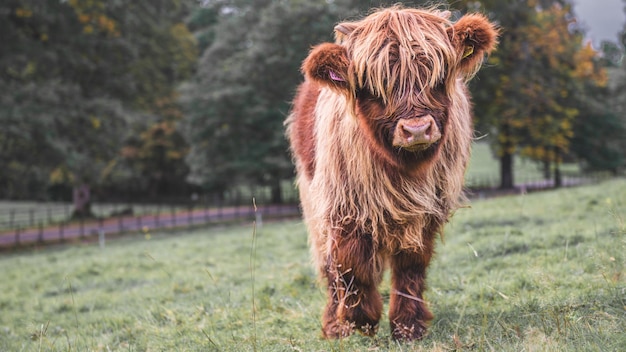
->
[[543, 159, 551, 180], [500, 151, 514, 189], [554, 164, 562, 188], [499, 122, 515, 190], [72, 184, 93, 218], [271, 178, 282, 204], [553, 147, 562, 188]]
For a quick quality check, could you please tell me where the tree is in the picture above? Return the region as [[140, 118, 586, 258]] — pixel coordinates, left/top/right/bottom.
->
[[459, 0, 606, 188], [518, 6, 606, 186], [0, 82, 64, 200], [574, 5, 626, 174], [182, 0, 340, 202], [569, 40, 625, 174], [0, 0, 197, 213], [116, 118, 191, 198], [1, 1, 132, 208]]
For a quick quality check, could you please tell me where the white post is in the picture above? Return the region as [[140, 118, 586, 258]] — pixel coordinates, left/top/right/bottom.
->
[[255, 212, 263, 231], [99, 229, 105, 249]]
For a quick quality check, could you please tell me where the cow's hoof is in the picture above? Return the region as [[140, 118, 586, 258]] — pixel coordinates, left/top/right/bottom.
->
[[322, 319, 355, 339], [390, 321, 427, 341], [357, 322, 379, 337]]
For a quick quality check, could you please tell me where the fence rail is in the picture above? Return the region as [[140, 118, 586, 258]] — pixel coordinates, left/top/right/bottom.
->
[[464, 171, 614, 191], [0, 201, 300, 249]]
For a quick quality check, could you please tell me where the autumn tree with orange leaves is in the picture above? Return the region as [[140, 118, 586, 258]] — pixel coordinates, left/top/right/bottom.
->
[[459, 0, 608, 188]]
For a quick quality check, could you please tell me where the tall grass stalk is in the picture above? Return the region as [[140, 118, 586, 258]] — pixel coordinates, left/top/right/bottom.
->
[[65, 276, 78, 352], [250, 198, 258, 352]]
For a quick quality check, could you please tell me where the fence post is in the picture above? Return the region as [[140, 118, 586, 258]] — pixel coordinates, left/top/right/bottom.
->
[[9, 209, 15, 230], [188, 204, 193, 228], [255, 211, 263, 230], [29, 208, 35, 228], [171, 204, 176, 228], [38, 222, 44, 243], [99, 229, 106, 249]]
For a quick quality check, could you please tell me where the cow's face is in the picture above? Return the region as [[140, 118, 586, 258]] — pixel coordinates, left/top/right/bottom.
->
[[302, 7, 498, 167]]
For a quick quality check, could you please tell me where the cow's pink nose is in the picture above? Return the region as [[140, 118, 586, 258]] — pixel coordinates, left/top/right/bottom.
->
[[393, 115, 442, 150], [400, 120, 433, 142]]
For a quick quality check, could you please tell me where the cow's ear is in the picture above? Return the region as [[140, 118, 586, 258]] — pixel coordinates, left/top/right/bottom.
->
[[301, 43, 350, 92], [333, 22, 358, 43], [448, 13, 498, 78]]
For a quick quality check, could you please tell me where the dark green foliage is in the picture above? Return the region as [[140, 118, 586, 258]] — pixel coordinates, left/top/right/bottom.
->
[[570, 35, 626, 174], [572, 106, 625, 173], [0, 0, 197, 203], [182, 0, 336, 198]]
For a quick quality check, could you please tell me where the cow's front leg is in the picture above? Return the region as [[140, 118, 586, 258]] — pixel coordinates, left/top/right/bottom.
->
[[322, 232, 383, 338], [389, 250, 434, 341]]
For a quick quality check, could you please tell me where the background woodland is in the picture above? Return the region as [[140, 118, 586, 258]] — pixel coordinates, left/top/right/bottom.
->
[[2, 0, 626, 214]]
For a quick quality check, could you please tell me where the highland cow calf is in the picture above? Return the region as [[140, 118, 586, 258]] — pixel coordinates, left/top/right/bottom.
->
[[286, 6, 498, 340]]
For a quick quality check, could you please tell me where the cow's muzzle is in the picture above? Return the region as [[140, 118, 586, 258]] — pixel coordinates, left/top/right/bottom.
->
[[392, 115, 442, 151]]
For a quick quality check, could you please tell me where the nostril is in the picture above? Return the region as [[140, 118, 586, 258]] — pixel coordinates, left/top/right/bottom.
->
[[402, 120, 431, 139], [401, 125, 415, 139], [423, 124, 432, 139]]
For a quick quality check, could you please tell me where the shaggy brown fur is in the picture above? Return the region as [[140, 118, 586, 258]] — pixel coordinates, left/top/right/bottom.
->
[[285, 6, 498, 340]]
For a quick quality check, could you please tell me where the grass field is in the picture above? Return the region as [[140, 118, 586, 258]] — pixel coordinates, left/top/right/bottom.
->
[[1, 179, 624, 351]]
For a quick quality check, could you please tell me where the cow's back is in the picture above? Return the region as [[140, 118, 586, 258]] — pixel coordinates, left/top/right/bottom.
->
[[286, 81, 320, 181]]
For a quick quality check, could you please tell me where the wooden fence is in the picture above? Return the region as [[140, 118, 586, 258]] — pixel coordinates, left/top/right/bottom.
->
[[464, 171, 614, 192], [0, 200, 300, 249]]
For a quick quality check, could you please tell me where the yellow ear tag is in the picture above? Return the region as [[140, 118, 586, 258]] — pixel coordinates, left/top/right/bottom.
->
[[462, 45, 474, 59]]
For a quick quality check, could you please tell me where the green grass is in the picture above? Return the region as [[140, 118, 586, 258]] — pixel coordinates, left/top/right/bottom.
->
[[1, 179, 624, 351]]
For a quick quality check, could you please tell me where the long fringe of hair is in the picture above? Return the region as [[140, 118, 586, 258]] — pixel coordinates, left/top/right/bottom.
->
[[336, 6, 460, 114]]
